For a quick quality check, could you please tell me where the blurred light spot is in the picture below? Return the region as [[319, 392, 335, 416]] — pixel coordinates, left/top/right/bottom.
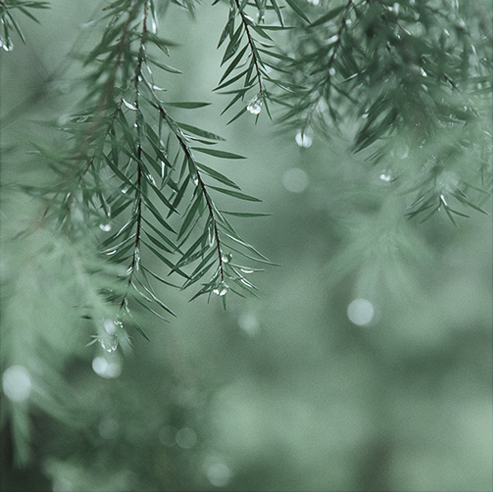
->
[[99, 418, 119, 439], [57, 114, 70, 125], [52, 478, 73, 492], [282, 168, 309, 193], [176, 427, 197, 449], [347, 299, 375, 326], [207, 463, 231, 487], [238, 313, 260, 336], [397, 145, 409, 159], [295, 131, 313, 148], [437, 171, 459, 193], [92, 356, 121, 378], [104, 319, 116, 335], [173, 386, 200, 408], [159, 425, 177, 447], [379, 172, 392, 182], [2, 365, 31, 402]]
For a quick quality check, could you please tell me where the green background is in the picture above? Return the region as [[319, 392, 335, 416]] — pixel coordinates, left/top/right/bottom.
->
[[1, 1, 491, 491]]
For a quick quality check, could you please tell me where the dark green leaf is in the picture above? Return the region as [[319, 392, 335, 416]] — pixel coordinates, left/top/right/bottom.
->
[[209, 186, 261, 202], [165, 101, 211, 109], [285, 0, 310, 23], [192, 147, 246, 159], [177, 123, 225, 141]]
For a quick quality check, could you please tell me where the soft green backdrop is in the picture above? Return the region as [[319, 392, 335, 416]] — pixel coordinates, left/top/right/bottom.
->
[[1, 1, 491, 491]]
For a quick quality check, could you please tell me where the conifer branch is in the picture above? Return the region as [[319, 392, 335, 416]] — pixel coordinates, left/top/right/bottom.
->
[[119, 0, 148, 312], [235, 0, 265, 99], [301, 0, 353, 133]]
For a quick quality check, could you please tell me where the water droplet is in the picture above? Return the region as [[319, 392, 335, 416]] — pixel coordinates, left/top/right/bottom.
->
[[2, 366, 31, 402], [295, 131, 313, 148], [106, 249, 117, 256], [100, 335, 118, 353], [240, 278, 253, 288], [207, 463, 231, 487], [151, 17, 158, 34], [134, 248, 140, 271], [0, 37, 14, 52], [213, 282, 229, 296], [247, 95, 262, 115], [282, 167, 309, 193], [379, 172, 392, 182], [122, 99, 138, 111], [240, 267, 254, 274], [420, 68, 428, 77], [208, 224, 215, 247], [362, 111, 369, 119], [121, 186, 129, 194], [347, 299, 375, 326], [176, 427, 197, 449], [99, 222, 112, 232], [146, 173, 156, 186], [222, 253, 232, 264], [392, 2, 400, 14], [328, 67, 336, 77], [440, 194, 448, 206]]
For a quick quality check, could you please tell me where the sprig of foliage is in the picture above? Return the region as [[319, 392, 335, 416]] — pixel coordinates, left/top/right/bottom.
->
[[0, 0, 49, 51], [24, 0, 269, 341], [275, 0, 492, 221], [214, 0, 309, 122]]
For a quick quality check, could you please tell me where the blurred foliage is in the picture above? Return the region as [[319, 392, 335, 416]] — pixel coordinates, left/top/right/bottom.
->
[[1, 0, 492, 491]]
